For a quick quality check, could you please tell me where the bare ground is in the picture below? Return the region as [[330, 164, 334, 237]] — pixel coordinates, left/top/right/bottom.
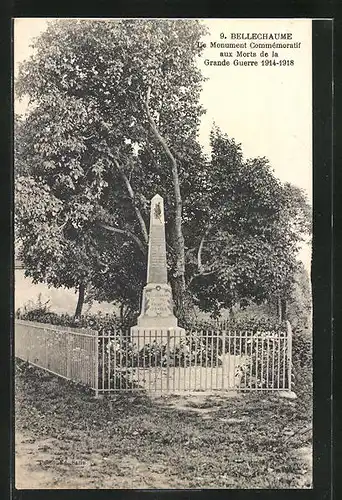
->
[[15, 360, 312, 489], [15, 430, 182, 489]]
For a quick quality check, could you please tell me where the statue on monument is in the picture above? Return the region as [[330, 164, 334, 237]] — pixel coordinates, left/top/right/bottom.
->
[[154, 202, 162, 221]]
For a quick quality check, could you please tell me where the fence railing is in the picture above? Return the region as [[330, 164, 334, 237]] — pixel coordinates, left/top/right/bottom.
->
[[15, 320, 98, 390], [15, 320, 292, 396]]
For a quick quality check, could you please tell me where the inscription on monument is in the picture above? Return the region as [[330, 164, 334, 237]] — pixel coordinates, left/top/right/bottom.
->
[[144, 286, 173, 317], [147, 195, 167, 284]]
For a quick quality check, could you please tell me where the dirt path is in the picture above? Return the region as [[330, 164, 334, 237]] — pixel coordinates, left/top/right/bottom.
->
[[15, 429, 182, 489], [15, 431, 60, 489]]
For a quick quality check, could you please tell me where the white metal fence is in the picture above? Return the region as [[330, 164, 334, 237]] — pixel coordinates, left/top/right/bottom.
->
[[15, 320, 98, 389], [15, 320, 292, 396]]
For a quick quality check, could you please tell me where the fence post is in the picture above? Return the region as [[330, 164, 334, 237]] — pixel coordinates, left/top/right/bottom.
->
[[222, 329, 226, 392], [94, 330, 99, 398], [286, 320, 293, 391], [45, 334, 48, 369], [66, 333, 72, 379], [166, 330, 170, 393], [26, 324, 30, 362]]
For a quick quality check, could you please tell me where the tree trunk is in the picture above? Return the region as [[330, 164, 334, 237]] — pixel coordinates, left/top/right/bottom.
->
[[74, 283, 85, 319], [229, 306, 235, 320], [172, 274, 186, 322], [281, 298, 287, 322], [277, 296, 282, 323], [119, 303, 125, 324], [172, 194, 186, 321], [144, 87, 186, 321]]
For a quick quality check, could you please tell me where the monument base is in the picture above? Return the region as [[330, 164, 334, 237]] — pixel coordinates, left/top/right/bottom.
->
[[130, 325, 186, 347], [130, 281, 186, 346]]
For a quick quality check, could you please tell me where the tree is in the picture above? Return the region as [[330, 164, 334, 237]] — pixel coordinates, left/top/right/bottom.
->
[[15, 19, 311, 322], [286, 263, 312, 331], [180, 128, 311, 318], [15, 19, 207, 319]]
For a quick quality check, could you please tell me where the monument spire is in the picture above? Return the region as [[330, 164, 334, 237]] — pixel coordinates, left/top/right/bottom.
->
[[147, 194, 168, 284], [131, 193, 185, 344]]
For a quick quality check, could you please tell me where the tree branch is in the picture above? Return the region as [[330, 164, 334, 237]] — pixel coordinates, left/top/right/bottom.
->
[[144, 86, 185, 282], [197, 225, 212, 274], [100, 223, 147, 255], [187, 225, 221, 285], [107, 153, 149, 245], [189, 263, 221, 286], [144, 86, 178, 175], [187, 266, 220, 286], [145, 140, 160, 171], [185, 246, 197, 259]]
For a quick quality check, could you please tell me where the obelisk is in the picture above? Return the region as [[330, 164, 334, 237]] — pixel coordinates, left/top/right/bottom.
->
[[131, 194, 185, 344]]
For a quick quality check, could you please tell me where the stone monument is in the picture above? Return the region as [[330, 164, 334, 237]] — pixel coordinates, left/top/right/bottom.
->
[[131, 194, 185, 345]]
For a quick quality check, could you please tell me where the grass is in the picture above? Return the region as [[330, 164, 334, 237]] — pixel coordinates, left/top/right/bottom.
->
[[15, 359, 312, 489]]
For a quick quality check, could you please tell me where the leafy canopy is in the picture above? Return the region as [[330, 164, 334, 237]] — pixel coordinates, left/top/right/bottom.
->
[[15, 19, 311, 320]]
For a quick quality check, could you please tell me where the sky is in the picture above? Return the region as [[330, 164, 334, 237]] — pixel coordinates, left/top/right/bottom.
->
[[13, 18, 312, 270], [197, 19, 312, 203]]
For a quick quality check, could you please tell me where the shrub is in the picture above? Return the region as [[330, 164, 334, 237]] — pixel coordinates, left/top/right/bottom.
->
[[16, 293, 51, 319], [16, 307, 125, 331], [291, 327, 312, 398], [182, 316, 285, 334]]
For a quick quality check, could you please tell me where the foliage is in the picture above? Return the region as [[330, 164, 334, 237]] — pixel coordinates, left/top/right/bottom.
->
[[182, 315, 286, 333], [16, 308, 285, 337], [15, 19, 311, 320], [15, 19, 207, 318], [286, 263, 312, 332], [186, 129, 311, 316], [291, 327, 312, 400], [16, 307, 126, 330]]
